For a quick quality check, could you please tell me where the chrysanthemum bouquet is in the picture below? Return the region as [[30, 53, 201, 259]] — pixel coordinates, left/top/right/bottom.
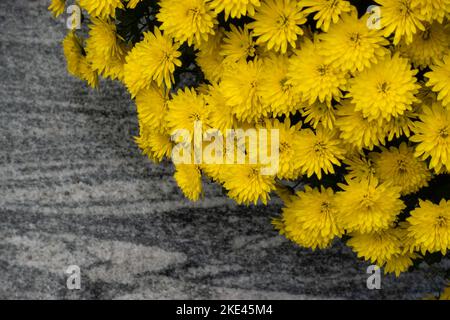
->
[[50, 0, 450, 297]]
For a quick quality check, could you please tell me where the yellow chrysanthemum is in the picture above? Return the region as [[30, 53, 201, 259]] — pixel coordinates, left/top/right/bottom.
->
[[63, 31, 98, 88], [335, 102, 388, 151], [208, 0, 261, 19], [174, 164, 203, 201], [411, 103, 450, 173], [301, 101, 336, 130], [262, 119, 303, 180], [288, 39, 347, 106], [385, 110, 416, 141], [77, 58, 99, 88], [48, 0, 65, 17], [135, 128, 173, 163], [205, 83, 237, 133], [296, 126, 345, 179], [85, 18, 128, 81], [336, 178, 405, 233], [347, 54, 420, 122], [347, 227, 402, 265], [196, 28, 225, 83], [375, 0, 425, 45], [220, 25, 256, 64], [157, 0, 217, 46], [383, 252, 417, 277], [399, 22, 450, 69], [344, 153, 376, 183], [282, 186, 344, 250], [407, 199, 450, 255], [412, 0, 450, 23], [299, 0, 353, 32], [248, 0, 306, 53], [166, 88, 210, 135], [123, 28, 182, 97], [259, 54, 301, 116], [78, 0, 124, 19], [135, 85, 169, 133], [371, 143, 431, 195], [318, 12, 389, 73], [425, 55, 450, 107], [222, 164, 276, 205], [63, 31, 84, 78], [221, 59, 269, 122]]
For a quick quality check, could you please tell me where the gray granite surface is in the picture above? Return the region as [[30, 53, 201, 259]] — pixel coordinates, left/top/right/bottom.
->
[[0, 0, 447, 300]]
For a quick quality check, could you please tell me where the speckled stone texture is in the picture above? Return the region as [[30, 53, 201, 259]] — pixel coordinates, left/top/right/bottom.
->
[[0, 0, 447, 300]]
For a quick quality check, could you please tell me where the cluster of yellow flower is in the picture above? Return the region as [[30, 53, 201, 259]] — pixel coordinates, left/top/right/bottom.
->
[[51, 0, 450, 286]]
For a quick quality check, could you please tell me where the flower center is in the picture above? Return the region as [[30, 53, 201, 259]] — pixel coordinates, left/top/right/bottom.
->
[[396, 159, 408, 174], [437, 216, 448, 227], [378, 81, 391, 94], [280, 141, 291, 153], [314, 141, 327, 154], [317, 64, 329, 77], [349, 32, 362, 45], [439, 127, 449, 139], [320, 201, 331, 213]]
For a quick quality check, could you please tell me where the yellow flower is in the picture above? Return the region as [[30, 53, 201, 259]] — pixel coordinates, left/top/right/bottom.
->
[[318, 12, 389, 73], [48, 0, 65, 17], [248, 0, 306, 53], [205, 83, 237, 133], [407, 199, 450, 255], [174, 164, 203, 201], [301, 101, 336, 130], [411, 0, 450, 23], [296, 126, 345, 179], [336, 178, 405, 233], [196, 28, 225, 83], [425, 55, 450, 107], [135, 85, 169, 133], [157, 0, 217, 46], [123, 28, 182, 97], [282, 186, 344, 250], [375, 0, 425, 45], [166, 88, 210, 136], [288, 39, 347, 106], [259, 54, 301, 116], [78, 0, 124, 19], [385, 110, 416, 141], [135, 128, 173, 163], [335, 101, 387, 151], [85, 18, 128, 81], [371, 143, 431, 196], [263, 119, 303, 180], [208, 0, 261, 19], [222, 164, 276, 205], [62, 31, 98, 88], [221, 59, 269, 122], [63, 31, 84, 78], [347, 227, 402, 265], [384, 252, 417, 277], [77, 57, 99, 88], [347, 54, 420, 122], [399, 22, 450, 69], [411, 103, 450, 173], [220, 25, 256, 64], [344, 153, 376, 183], [299, 0, 353, 32]]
